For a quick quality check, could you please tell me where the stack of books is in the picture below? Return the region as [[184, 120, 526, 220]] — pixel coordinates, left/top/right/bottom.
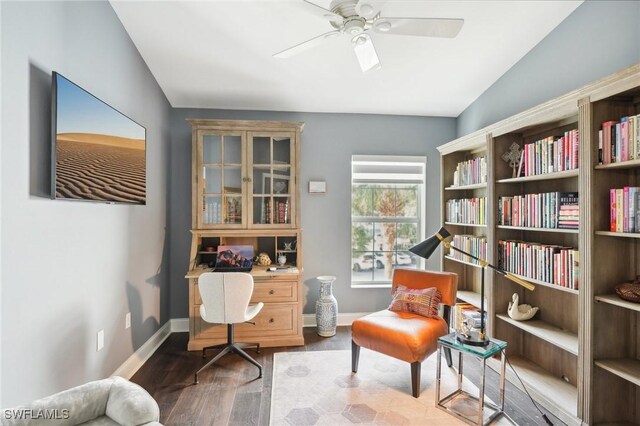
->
[[452, 303, 484, 332], [558, 193, 579, 230]]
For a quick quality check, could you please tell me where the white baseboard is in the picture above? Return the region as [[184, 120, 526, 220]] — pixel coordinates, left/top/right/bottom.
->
[[113, 313, 370, 379], [302, 312, 370, 328], [112, 318, 187, 379]]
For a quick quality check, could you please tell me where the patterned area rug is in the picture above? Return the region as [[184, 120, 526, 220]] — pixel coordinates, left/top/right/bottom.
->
[[270, 349, 513, 425]]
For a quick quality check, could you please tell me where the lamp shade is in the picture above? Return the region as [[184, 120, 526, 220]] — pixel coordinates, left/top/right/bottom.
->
[[409, 227, 451, 259]]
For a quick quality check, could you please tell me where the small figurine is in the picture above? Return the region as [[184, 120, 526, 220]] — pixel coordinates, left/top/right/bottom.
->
[[278, 254, 287, 266], [507, 293, 539, 321], [256, 252, 272, 266]]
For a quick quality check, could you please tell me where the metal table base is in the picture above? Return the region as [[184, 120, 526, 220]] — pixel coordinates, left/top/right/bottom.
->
[[435, 338, 507, 426]]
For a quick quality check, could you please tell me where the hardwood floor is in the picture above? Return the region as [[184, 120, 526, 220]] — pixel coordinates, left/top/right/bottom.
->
[[131, 327, 563, 425]]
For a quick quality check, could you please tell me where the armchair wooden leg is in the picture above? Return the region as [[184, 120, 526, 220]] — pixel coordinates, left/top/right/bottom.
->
[[411, 361, 421, 398], [443, 347, 453, 368], [351, 340, 360, 373]]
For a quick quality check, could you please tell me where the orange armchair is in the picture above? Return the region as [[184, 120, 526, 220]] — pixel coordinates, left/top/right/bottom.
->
[[351, 268, 458, 398]]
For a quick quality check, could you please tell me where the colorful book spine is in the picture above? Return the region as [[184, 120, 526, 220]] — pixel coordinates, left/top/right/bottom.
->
[[453, 156, 487, 186], [448, 235, 487, 265], [520, 130, 579, 176], [498, 240, 579, 290], [446, 197, 487, 225], [600, 115, 640, 165], [609, 187, 640, 233]]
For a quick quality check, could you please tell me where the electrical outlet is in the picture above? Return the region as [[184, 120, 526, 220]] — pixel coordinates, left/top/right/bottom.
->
[[125, 313, 131, 329], [97, 329, 104, 351]]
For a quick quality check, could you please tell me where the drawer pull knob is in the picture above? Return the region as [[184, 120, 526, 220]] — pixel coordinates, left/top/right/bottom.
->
[[269, 289, 275, 295], [269, 318, 275, 323]]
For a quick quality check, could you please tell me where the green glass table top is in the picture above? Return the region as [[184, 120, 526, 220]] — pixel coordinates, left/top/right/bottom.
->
[[438, 332, 507, 358]]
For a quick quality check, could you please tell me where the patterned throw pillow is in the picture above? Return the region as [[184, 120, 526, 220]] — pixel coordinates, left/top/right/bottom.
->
[[388, 285, 442, 318]]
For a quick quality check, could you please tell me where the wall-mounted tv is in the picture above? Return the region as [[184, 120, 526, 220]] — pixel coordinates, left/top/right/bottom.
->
[[51, 72, 146, 204]]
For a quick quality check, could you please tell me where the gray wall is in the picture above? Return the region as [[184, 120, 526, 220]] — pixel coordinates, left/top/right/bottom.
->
[[457, 0, 640, 137], [170, 109, 456, 317], [1, 1, 172, 406]]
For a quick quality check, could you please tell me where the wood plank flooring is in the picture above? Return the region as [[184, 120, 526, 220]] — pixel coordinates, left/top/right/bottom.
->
[[130, 327, 564, 425]]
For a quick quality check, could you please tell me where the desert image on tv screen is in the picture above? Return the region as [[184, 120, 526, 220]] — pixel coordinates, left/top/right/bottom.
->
[[55, 74, 146, 204]]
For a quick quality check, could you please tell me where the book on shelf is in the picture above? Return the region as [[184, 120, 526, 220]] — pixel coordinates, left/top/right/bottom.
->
[[598, 114, 640, 165], [498, 192, 578, 229], [519, 129, 579, 177], [498, 240, 579, 290], [451, 303, 485, 332], [446, 197, 486, 225], [609, 187, 640, 233], [452, 156, 487, 186], [448, 234, 487, 265]]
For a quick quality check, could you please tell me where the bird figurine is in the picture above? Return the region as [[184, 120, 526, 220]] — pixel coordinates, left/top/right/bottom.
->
[[507, 293, 539, 321]]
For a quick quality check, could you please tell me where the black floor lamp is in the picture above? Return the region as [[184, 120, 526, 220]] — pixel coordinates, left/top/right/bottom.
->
[[409, 227, 535, 347]]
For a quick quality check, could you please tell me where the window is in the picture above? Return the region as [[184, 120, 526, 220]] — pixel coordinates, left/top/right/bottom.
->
[[351, 155, 426, 287]]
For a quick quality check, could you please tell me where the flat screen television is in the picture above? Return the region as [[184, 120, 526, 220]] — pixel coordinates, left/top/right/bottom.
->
[[51, 72, 146, 204]]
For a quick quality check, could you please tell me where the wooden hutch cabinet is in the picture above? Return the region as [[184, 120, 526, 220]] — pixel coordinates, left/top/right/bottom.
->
[[185, 119, 305, 350]]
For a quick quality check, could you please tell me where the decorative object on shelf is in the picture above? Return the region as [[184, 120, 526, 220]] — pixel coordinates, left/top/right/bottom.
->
[[308, 180, 326, 193], [502, 142, 523, 178], [277, 254, 287, 266], [315, 276, 338, 337], [256, 252, 272, 266], [284, 241, 294, 251], [507, 293, 539, 320], [410, 226, 535, 346], [615, 276, 640, 303], [205, 246, 215, 252]]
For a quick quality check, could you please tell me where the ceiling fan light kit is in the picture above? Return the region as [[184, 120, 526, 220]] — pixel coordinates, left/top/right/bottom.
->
[[351, 33, 380, 72], [274, 0, 464, 72]]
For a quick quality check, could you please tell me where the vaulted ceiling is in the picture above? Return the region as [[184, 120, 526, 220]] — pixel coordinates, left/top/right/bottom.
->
[[111, 0, 582, 117]]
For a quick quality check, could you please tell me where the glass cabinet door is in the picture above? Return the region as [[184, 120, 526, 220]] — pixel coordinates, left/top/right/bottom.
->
[[249, 132, 295, 227], [198, 132, 245, 228]]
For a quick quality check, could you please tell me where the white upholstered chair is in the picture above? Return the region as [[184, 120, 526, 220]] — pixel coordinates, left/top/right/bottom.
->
[[195, 272, 264, 383]]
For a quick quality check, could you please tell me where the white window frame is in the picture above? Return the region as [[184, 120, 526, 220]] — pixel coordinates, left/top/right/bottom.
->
[[350, 155, 427, 288]]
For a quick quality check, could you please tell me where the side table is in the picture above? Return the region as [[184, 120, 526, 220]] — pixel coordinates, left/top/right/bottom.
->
[[436, 332, 508, 425]]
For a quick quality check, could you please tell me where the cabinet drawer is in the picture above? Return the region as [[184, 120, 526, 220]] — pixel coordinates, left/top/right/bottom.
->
[[193, 280, 297, 305], [194, 303, 298, 338], [252, 280, 297, 302]]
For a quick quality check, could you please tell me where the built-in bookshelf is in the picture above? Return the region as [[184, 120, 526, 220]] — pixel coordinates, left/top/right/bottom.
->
[[440, 144, 490, 312], [492, 113, 581, 426], [587, 75, 640, 425], [437, 64, 640, 425]]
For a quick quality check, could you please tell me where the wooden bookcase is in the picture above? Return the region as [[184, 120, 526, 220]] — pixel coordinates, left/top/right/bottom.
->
[[185, 119, 305, 350], [437, 64, 640, 425]]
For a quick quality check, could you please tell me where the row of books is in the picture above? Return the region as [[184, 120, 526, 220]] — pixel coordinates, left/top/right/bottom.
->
[[452, 156, 487, 186], [203, 199, 241, 224], [497, 240, 579, 290], [498, 192, 579, 229], [599, 115, 640, 165], [263, 198, 290, 224], [517, 129, 579, 177], [448, 234, 487, 265], [610, 187, 640, 233], [446, 197, 487, 225]]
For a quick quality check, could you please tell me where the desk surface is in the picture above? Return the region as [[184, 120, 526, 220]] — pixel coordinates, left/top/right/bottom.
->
[[185, 265, 300, 279]]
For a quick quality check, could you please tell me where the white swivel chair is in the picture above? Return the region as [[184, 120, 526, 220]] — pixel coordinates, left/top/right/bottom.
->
[[195, 272, 264, 383]]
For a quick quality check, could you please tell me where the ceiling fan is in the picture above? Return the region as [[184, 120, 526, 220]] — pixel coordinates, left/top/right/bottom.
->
[[274, 0, 464, 72]]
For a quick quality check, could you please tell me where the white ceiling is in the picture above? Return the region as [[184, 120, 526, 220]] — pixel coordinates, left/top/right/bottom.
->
[[110, 0, 582, 117]]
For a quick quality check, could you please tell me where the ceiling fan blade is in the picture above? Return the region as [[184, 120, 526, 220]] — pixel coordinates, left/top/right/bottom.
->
[[372, 17, 464, 38], [300, 0, 344, 24], [274, 30, 342, 59], [351, 33, 381, 72], [355, 0, 386, 19]]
